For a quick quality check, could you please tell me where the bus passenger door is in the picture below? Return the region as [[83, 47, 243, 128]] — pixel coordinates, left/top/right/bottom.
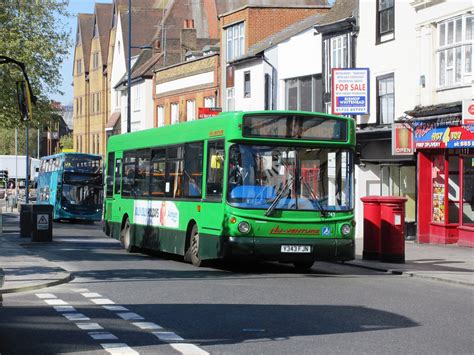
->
[[104, 152, 115, 232], [108, 153, 123, 238]]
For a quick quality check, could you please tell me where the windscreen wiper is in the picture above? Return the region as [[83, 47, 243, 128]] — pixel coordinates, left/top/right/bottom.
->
[[299, 176, 329, 217], [265, 176, 294, 216]]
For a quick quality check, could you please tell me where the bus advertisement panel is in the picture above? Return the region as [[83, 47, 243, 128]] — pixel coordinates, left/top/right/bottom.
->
[[104, 111, 355, 269], [37, 153, 103, 221]]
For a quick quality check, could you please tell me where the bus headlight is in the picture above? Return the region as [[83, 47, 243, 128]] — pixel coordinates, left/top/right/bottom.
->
[[341, 223, 351, 236], [238, 221, 251, 234]]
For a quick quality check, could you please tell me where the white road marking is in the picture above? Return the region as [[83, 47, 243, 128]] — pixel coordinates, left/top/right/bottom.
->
[[170, 343, 210, 355], [152, 331, 184, 342], [76, 322, 104, 330], [44, 299, 68, 306], [132, 322, 163, 330], [91, 298, 115, 305], [103, 305, 129, 312], [63, 313, 90, 321], [117, 312, 144, 321], [54, 306, 76, 312], [35, 293, 57, 299], [88, 331, 118, 340], [101, 343, 139, 355], [72, 288, 89, 292], [81, 292, 102, 298]]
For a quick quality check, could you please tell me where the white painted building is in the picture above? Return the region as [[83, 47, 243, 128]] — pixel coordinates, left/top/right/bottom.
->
[[229, 13, 325, 112], [354, 0, 419, 238], [412, 0, 472, 107]]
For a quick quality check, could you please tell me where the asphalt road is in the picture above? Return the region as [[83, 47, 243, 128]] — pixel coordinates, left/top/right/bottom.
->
[[0, 219, 473, 354]]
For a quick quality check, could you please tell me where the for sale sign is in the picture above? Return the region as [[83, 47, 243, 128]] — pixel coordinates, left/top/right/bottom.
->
[[332, 68, 370, 115]]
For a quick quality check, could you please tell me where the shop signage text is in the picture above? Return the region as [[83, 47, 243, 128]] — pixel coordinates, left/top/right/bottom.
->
[[332, 68, 370, 115], [392, 123, 414, 155], [198, 107, 222, 119], [414, 123, 474, 149]]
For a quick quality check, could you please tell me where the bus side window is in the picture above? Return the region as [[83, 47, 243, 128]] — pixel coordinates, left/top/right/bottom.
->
[[135, 150, 150, 197], [184, 142, 203, 198], [114, 158, 122, 195], [206, 140, 225, 199], [150, 149, 166, 197]]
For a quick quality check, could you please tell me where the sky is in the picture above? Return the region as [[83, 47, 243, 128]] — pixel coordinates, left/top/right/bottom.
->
[[50, 0, 112, 106]]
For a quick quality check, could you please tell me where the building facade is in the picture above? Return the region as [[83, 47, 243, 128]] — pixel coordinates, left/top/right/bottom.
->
[[73, 13, 94, 155], [406, 0, 473, 246], [154, 53, 220, 125]]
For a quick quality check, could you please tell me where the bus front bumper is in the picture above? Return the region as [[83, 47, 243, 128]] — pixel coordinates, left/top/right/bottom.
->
[[221, 236, 355, 262]]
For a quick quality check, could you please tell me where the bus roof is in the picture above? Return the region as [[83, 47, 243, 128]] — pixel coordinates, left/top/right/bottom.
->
[[40, 152, 102, 161], [107, 110, 355, 153]]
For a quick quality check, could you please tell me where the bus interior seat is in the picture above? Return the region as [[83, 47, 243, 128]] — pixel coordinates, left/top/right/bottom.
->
[[230, 185, 275, 200]]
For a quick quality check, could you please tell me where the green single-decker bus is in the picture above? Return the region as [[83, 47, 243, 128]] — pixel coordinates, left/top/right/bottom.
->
[[104, 110, 355, 269]]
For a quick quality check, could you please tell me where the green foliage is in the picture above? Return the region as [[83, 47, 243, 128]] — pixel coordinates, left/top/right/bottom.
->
[[0, 1, 71, 128], [59, 133, 73, 150], [0, 126, 42, 157]]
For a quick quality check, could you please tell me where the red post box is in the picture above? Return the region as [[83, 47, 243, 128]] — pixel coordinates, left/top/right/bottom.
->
[[379, 197, 408, 263], [360, 196, 382, 260]]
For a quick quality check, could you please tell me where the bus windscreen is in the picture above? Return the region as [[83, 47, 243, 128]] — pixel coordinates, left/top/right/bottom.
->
[[243, 114, 347, 141]]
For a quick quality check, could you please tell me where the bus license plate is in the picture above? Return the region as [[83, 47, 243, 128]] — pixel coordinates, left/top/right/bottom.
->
[[281, 245, 311, 253]]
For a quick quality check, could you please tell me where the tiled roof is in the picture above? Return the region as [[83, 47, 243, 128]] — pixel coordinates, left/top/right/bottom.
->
[[120, 8, 163, 66], [78, 13, 94, 72], [95, 3, 113, 67], [131, 50, 164, 80], [216, 0, 329, 16], [317, 0, 357, 25]]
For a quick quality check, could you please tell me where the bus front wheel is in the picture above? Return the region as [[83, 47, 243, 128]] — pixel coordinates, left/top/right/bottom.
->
[[121, 218, 137, 253]]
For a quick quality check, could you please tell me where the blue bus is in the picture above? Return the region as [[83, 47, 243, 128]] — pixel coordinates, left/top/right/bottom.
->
[[37, 153, 103, 221]]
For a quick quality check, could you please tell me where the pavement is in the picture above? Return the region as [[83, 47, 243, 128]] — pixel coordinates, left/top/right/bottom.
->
[[0, 208, 473, 303]]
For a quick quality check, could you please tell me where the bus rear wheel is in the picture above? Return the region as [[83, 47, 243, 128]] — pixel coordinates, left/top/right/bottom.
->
[[187, 224, 205, 267], [121, 218, 137, 253], [293, 261, 314, 270]]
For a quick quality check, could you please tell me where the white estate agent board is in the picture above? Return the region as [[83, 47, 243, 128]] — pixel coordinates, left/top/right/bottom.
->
[[332, 68, 370, 115]]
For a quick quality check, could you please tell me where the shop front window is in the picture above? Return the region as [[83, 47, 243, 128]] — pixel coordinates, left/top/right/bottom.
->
[[462, 156, 474, 225], [432, 155, 446, 223]]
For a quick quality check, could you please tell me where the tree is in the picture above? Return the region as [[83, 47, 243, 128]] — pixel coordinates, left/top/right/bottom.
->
[[59, 133, 73, 151], [0, 1, 71, 128]]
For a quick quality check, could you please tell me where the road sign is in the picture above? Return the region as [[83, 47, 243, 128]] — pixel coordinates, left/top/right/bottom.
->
[[37, 214, 49, 230]]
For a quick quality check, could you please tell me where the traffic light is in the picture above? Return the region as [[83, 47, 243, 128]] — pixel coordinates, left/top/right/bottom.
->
[[16, 80, 32, 121], [0, 170, 8, 180]]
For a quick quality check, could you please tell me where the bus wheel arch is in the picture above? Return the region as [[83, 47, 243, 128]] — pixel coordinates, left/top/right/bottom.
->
[[120, 214, 137, 253]]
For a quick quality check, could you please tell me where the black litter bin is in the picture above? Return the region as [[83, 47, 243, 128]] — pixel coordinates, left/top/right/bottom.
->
[[31, 204, 53, 242], [19, 204, 34, 238]]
